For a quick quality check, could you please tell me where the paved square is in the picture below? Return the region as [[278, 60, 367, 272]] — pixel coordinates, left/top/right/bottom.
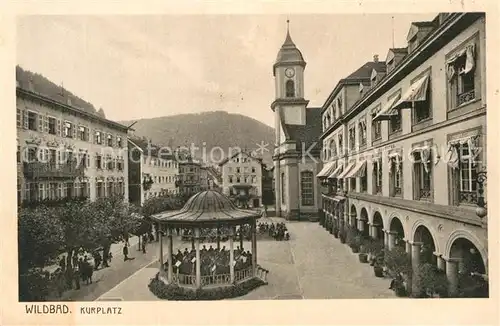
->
[[98, 219, 395, 300]]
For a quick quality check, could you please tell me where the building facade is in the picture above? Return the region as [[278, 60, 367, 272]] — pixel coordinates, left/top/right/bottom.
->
[[318, 13, 487, 296], [178, 158, 201, 197], [16, 82, 129, 205], [128, 137, 179, 206], [272, 26, 323, 220], [219, 151, 264, 208]]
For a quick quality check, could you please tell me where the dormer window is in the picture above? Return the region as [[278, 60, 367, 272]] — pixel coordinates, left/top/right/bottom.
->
[[370, 69, 378, 88], [286, 80, 295, 97]]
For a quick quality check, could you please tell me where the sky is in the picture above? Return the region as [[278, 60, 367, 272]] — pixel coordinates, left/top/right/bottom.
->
[[17, 14, 437, 128]]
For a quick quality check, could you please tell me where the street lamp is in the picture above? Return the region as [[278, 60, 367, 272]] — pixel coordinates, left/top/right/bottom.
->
[[476, 171, 487, 219]]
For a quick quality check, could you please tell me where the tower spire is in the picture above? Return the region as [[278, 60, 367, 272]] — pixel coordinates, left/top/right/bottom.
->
[[283, 18, 294, 46]]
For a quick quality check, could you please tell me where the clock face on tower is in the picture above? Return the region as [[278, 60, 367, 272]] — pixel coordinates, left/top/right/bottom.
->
[[285, 68, 295, 78]]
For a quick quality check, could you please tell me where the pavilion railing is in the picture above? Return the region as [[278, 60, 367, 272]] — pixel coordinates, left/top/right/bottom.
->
[[201, 273, 231, 286], [235, 267, 253, 282]]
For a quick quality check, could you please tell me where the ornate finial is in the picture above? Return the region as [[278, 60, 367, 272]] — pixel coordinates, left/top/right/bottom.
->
[[283, 18, 294, 46]]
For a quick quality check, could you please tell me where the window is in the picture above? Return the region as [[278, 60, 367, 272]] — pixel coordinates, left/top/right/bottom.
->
[[117, 158, 123, 171], [28, 111, 38, 131], [229, 176, 233, 183], [96, 154, 103, 169], [236, 167, 240, 173], [236, 177, 241, 183], [359, 119, 367, 147], [413, 75, 432, 124], [281, 173, 285, 204], [390, 110, 402, 133], [64, 121, 73, 138], [338, 134, 343, 155], [373, 159, 382, 194], [348, 126, 356, 151], [96, 182, 104, 198], [286, 80, 295, 97], [390, 156, 403, 197], [17, 146, 21, 163], [447, 44, 476, 107], [95, 131, 102, 145], [251, 167, 255, 173], [117, 136, 123, 148], [17, 109, 22, 128], [107, 156, 114, 170], [27, 146, 37, 163], [78, 126, 88, 141], [330, 139, 337, 158], [300, 171, 314, 206], [371, 106, 382, 141], [47, 117, 57, 135], [107, 182, 113, 197], [458, 143, 478, 204], [107, 134, 113, 147], [413, 149, 432, 200], [360, 165, 367, 193]]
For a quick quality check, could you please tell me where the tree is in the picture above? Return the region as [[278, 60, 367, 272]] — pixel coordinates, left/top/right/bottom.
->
[[18, 205, 65, 273]]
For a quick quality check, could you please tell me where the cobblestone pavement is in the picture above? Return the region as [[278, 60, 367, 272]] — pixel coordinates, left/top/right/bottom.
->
[[98, 218, 395, 301]]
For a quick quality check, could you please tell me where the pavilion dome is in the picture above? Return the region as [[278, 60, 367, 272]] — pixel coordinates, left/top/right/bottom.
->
[[181, 190, 238, 212], [151, 190, 260, 226]]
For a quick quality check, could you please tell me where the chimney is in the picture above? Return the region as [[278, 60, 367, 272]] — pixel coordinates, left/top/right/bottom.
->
[[28, 77, 35, 92], [373, 54, 379, 62], [66, 97, 72, 106]]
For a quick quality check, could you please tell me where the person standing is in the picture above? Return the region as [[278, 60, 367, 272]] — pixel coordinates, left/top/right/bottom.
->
[[142, 234, 147, 254], [123, 244, 129, 261]]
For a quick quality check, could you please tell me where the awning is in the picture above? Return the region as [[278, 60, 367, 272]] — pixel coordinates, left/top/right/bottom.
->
[[391, 73, 430, 110], [372, 94, 402, 122], [445, 134, 480, 169], [337, 162, 356, 179], [316, 161, 336, 178], [327, 164, 343, 179], [345, 160, 367, 179]]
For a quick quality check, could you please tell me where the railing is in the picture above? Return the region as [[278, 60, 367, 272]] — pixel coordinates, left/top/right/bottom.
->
[[460, 190, 478, 204], [23, 161, 84, 179], [235, 267, 253, 282], [457, 89, 475, 106], [173, 273, 197, 286], [201, 273, 231, 286], [394, 187, 402, 196], [375, 185, 382, 194], [419, 188, 431, 199]]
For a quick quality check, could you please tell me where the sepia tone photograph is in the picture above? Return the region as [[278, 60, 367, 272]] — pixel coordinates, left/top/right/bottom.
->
[[13, 11, 490, 305], [1, 2, 497, 324]]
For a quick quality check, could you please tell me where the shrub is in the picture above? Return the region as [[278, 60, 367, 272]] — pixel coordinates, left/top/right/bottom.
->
[[148, 273, 266, 300], [415, 263, 449, 298], [384, 247, 412, 278]]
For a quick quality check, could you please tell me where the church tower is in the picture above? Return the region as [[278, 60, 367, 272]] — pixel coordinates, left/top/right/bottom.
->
[[271, 21, 309, 218]]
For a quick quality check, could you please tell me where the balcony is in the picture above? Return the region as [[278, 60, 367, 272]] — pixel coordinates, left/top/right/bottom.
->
[[457, 89, 475, 106], [23, 161, 84, 180]]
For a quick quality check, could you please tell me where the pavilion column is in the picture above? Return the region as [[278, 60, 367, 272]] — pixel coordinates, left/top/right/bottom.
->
[[216, 226, 220, 250], [195, 227, 201, 289], [251, 219, 257, 276], [191, 228, 195, 250], [229, 226, 235, 283], [239, 227, 244, 251], [158, 224, 164, 275], [166, 227, 173, 283]]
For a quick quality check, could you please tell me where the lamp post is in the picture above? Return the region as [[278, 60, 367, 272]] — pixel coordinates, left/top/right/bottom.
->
[[476, 171, 487, 222]]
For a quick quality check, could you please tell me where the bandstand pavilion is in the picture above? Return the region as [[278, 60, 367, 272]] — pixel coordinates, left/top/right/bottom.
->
[[151, 190, 267, 289]]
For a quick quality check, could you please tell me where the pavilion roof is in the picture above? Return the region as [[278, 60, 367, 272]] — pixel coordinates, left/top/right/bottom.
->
[[151, 190, 260, 226]]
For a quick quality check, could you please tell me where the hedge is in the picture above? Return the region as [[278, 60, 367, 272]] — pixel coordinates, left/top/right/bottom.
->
[[148, 273, 267, 300]]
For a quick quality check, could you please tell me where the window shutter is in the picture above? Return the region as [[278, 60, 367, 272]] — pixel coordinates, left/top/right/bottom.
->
[[43, 115, 49, 133], [86, 154, 90, 168], [57, 150, 61, 164], [57, 120, 62, 136], [72, 124, 77, 139], [23, 110, 29, 129]]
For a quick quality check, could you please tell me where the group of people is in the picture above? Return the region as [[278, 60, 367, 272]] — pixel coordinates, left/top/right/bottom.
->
[[164, 245, 253, 278], [258, 222, 290, 241]]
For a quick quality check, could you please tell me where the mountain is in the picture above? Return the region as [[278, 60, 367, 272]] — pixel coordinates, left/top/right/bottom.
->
[[121, 111, 275, 165], [16, 66, 99, 116]]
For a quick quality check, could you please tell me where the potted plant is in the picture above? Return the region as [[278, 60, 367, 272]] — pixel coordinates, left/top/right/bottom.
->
[[384, 247, 412, 296], [346, 226, 357, 247], [414, 263, 449, 298], [333, 227, 339, 238], [350, 234, 362, 253], [358, 243, 368, 263], [339, 229, 346, 244]]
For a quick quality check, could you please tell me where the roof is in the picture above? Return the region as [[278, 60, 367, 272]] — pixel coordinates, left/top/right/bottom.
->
[[274, 28, 306, 69], [16, 66, 129, 131], [151, 190, 260, 226], [281, 107, 322, 153], [412, 21, 438, 28], [218, 150, 264, 167], [16, 66, 96, 115], [346, 61, 387, 79], [128, 136, 175, 160], [391, 47, 409, 54]]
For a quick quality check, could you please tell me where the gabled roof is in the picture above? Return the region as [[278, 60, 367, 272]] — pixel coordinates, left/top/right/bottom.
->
[[128, 136, 175, 160], [218, 150, 264, 167], [281, 107, 322, 154]]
